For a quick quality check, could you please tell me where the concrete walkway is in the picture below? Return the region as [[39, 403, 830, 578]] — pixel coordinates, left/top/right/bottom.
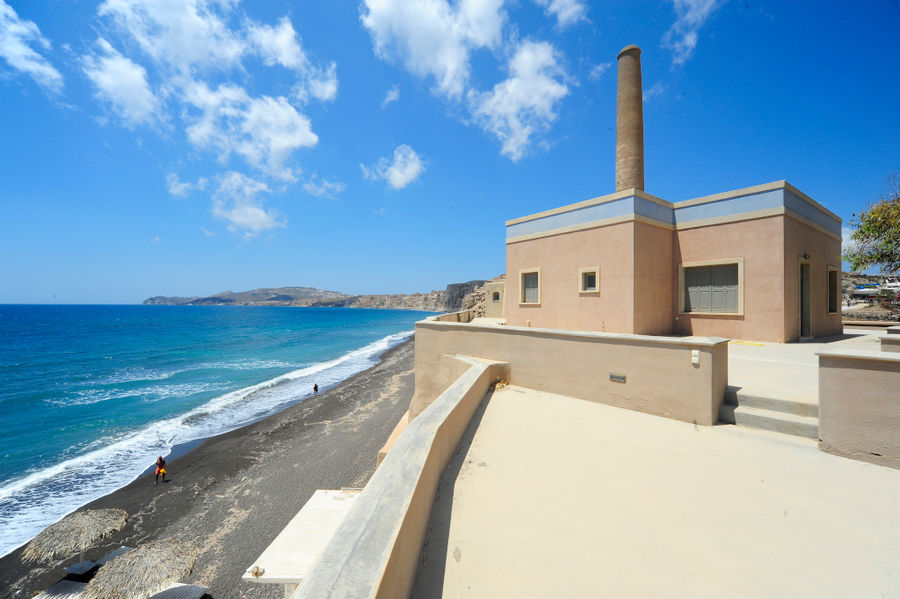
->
[[726, 327, 885, 409], [413, 385, 900, 598]]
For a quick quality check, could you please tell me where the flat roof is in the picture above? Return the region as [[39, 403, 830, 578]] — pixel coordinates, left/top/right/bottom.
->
[[413, 384, 900, 597]]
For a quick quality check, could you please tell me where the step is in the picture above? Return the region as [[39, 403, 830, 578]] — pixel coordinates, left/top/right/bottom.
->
[[724, 386, 818, 418], [718, 404, 819, 439]]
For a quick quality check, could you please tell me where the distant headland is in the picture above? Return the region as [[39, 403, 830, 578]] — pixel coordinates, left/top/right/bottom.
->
[[142, 277, 505, 314]]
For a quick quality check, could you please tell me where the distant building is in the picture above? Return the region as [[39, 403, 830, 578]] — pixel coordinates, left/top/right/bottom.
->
[[501, 46, 842, 343]]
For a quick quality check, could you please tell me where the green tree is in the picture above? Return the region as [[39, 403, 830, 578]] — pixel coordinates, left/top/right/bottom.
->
[[844, 173, 900, 274]]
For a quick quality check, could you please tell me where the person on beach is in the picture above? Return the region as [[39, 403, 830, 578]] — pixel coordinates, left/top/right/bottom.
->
[[154, 456, 167, 485], [313, 383, 318, 396]]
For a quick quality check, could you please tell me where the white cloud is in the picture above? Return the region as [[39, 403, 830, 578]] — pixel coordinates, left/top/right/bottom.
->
[[247, 16, 304, 69], [83, 38, 160, 126], [183, 81, 318, 180], [643, 82, 665, 101], [469, 40, 568, 162], [91, 0, 336, 206], [298, 61, 338, 103], [0, 1, 63, 92], [588, 61, 611, 80], [166, 173, 207, 196], [533, 0, 587, 28], [360, 0, 504, 98], [361, 0, 568, 161], [150, 235, 160, 243], [381, 84, 400, 108], [212, 171, 283, 237], [303, 175, 346, 199], [362, 144, 425, 190], [247, 16, 338, 103], [98, 0, 245, 74], [662, 0, 723, 65]]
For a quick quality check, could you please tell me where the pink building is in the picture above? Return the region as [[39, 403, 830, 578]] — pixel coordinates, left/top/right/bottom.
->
[[503, 46, 842, 343]]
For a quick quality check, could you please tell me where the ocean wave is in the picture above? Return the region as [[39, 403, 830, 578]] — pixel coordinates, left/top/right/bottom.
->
[[45, 382, 231, 407], [0, 329, 412, 558], [102, 367, 178, 384]]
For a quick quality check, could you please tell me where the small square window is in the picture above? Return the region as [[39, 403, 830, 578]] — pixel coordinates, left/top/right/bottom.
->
[[492, 292, 500, 303], [578, 267, 600, 293]]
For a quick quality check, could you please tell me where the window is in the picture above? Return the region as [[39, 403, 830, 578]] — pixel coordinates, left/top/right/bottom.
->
[[828, 267, 839, 313], [579, 267, 600, 293], [679, 259, 743, 314], [492, 292, 500, 303], [520, 269, 541, 304]]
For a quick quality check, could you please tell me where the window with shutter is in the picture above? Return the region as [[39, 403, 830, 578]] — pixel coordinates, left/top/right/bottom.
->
[[682, 263, 740, 313]]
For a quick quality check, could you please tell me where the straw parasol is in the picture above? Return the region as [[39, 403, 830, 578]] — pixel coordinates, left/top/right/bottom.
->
[[22, 508, 128, 565], [82, 538, 200, 599]]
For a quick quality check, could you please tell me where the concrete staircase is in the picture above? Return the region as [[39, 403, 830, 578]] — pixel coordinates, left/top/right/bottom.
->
[[718, 386, 819, 440]]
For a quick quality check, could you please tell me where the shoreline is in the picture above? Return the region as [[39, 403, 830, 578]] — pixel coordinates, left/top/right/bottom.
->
[[0, 337, 416, 599]]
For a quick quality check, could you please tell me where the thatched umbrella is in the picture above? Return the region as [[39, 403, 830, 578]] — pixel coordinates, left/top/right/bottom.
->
[[82, 538, 200, 599], [22, 508, 128, 565]]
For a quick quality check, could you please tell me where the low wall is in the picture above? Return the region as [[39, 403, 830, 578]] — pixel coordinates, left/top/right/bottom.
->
[[818, 348, 900, 469], [294, 356, 509, 599], [412, 319, 728, 425], [433, 309, 475, 323], [882, 336, 900, 353]]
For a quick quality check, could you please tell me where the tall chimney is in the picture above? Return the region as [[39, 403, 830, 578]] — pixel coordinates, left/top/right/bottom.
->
[[615, 45, 644, 192]]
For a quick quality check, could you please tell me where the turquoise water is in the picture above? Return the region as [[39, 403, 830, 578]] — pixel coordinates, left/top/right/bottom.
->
[[0, 305, 430, 557]]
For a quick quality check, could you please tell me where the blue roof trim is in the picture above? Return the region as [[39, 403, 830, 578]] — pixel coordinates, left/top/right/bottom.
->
[[506, 185, 841, 241], [674, 189, 783, 225], [784, 190, 842, 235], [506, 196, 639, 239]]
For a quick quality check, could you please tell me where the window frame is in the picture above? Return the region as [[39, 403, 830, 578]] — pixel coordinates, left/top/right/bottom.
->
[[519, 268, 542, 305], [827, 265, 839, 314], [578, 266, 600, 294], [678, 258, 744, 316]]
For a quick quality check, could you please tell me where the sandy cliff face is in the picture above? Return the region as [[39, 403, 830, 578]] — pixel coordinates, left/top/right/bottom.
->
[[310, 277, 504, 313]]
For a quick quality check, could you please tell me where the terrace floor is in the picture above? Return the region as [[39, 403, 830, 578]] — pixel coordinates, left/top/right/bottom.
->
[[726, 326, 885, 410], [412, 383, 900, 598]]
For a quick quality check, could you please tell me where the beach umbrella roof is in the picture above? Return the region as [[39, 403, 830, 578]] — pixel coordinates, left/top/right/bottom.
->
[[82, 538, 200, 599], [22, 508, 128, 564]]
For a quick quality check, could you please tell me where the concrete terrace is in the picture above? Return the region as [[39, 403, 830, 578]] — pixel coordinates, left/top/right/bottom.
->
[[727, 326, 885, 407], [413, 384, 900, 598]]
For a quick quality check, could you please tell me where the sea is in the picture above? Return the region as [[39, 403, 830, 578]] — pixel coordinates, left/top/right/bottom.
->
[[0, 304, 431, 558]]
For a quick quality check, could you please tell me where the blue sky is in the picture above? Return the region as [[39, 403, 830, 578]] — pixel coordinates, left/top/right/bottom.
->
[[1, 0, 898, 303]]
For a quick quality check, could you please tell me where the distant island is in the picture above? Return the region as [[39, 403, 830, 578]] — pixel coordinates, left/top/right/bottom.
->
[[143, 277, 505, 315]]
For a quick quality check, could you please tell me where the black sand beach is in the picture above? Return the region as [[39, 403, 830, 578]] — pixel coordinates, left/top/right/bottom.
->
[[0, 338, 415, 599]]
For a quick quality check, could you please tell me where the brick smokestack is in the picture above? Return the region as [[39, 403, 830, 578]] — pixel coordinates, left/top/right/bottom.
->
[[615, 45, 644, 192]]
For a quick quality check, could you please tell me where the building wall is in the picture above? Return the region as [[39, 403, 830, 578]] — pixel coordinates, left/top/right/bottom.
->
[[503, 182, 842, 343], [412, 319, 728, 425], [674, 215, 788, 341], [505, 221, 636, 333], [633, 220, 675, 335], [782, 216, 843, 341], [483, 282, 505, 318]]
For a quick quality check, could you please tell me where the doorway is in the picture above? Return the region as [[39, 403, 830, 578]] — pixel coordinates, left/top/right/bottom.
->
[[800, 261, 811, 339]]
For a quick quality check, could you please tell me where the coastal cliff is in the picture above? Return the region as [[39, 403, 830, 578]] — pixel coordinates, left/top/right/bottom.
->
[[143, 276, 504, 314]]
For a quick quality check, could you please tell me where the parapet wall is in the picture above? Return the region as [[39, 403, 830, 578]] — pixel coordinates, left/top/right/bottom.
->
[[818, 348, 900, 469], [293, 355, 509, 599], [412, 318, 728, 425]]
